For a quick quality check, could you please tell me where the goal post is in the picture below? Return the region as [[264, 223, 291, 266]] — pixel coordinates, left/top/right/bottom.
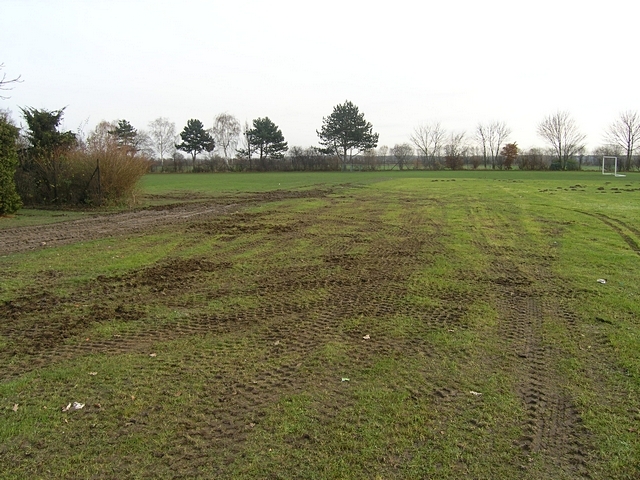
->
[[602, 156, 626, 177]]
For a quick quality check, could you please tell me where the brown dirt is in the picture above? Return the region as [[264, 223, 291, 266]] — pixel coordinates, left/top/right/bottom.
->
[[0, 188, 334, 256]]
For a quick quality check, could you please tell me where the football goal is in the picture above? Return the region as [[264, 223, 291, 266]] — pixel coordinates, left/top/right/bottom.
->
[[602, 156, 626, 177]]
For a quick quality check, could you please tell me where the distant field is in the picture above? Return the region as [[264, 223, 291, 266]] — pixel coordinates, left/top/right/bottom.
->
[[1, 171, 639, 478], [138, 169, 634, 195]]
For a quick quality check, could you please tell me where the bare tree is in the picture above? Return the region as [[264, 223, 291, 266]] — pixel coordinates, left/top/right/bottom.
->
[[537, 111, 586, 170], [212, 113, 241, 165], [362, 148, 377, 170], [488, 121, 511, 169], [476, 121, 511, 169], [410, 122, 446, 169], [87, 120, 118, 152], [236, 121, 254, 170], [444, 132, 466, 170], [0, 63, 22, 100], [134, 130, 155, 158], [148, 117, 177, 168], [593, 144, 622, 157], [378, 145, 389, 169], [391, 143, 413, 170], [475, 123, 489, 168], [605, 111, 640, 171]]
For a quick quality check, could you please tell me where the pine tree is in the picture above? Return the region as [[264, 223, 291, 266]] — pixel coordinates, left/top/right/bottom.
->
[[20, 107, 77, 204], [317, 101, 379, 171], [109, 119, 139, 155], [176, 119, 215, 167], [247, 117, 288, 166]]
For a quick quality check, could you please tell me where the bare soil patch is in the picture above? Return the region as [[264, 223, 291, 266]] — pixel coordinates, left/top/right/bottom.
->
[[0, 188, 334, 256]]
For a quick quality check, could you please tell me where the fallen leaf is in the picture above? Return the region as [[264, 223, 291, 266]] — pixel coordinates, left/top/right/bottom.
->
[[273, 340, 280, 346]]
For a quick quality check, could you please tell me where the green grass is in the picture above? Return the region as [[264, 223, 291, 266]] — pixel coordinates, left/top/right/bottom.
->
[[140, 170, 351, 194], [1, 171, 640, 478]]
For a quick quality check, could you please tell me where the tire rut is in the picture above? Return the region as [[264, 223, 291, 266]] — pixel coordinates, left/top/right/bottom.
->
[[573, 210, 640, 256], [0, 188, 339, 256], [493, 271, 591, 478]]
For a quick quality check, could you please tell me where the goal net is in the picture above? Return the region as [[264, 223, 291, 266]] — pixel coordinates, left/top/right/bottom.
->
[[602, 156, 626, 177]]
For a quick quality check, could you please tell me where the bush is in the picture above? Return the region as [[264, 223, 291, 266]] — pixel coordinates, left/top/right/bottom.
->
[[79, 145, 150, 205], [518, 150, 550, 170], [565, 159, 580, 171], [549, 161, 562, 171], [16, 144, 149, 206], [445, 155, 464, 170], [0, 119, 22, 215]]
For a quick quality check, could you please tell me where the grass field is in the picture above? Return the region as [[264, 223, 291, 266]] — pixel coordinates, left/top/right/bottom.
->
[[1, 171, 640, 478]]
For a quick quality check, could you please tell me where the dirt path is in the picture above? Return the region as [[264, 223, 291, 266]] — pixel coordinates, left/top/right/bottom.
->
[[0, 188, 335, 256], [0, 202, 241, 256]]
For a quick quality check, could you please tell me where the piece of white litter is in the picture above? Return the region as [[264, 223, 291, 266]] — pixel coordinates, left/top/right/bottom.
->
[[149, 353, 157, 357], [363, 334, 370, 340], [597, 279, 607, 284], [469, 391, 482, 396], [88, 372, 97, 376], [12, 404, 18, 412], [63, 402, 85, 412], [273, 340, 280, 346], [341, 378, 350, 382]]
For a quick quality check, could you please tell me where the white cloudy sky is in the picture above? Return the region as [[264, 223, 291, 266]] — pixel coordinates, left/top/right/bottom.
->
[[2, 0, 638, 152]]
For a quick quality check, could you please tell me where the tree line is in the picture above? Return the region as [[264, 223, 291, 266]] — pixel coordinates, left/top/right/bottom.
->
[[132, 107, 640, 174], [1, 58, 640, 213]]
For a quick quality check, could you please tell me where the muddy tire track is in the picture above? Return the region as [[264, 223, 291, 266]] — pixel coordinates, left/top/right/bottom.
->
[[0, 203, 239, 256], [0, 188, 336, 256], [492, 262, 591, 478], [1, 194, 463, 477], [573, 210, 640, 256]]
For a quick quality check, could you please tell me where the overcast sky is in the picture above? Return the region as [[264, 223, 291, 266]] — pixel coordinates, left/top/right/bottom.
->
[[2, 0, 638, 152]]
